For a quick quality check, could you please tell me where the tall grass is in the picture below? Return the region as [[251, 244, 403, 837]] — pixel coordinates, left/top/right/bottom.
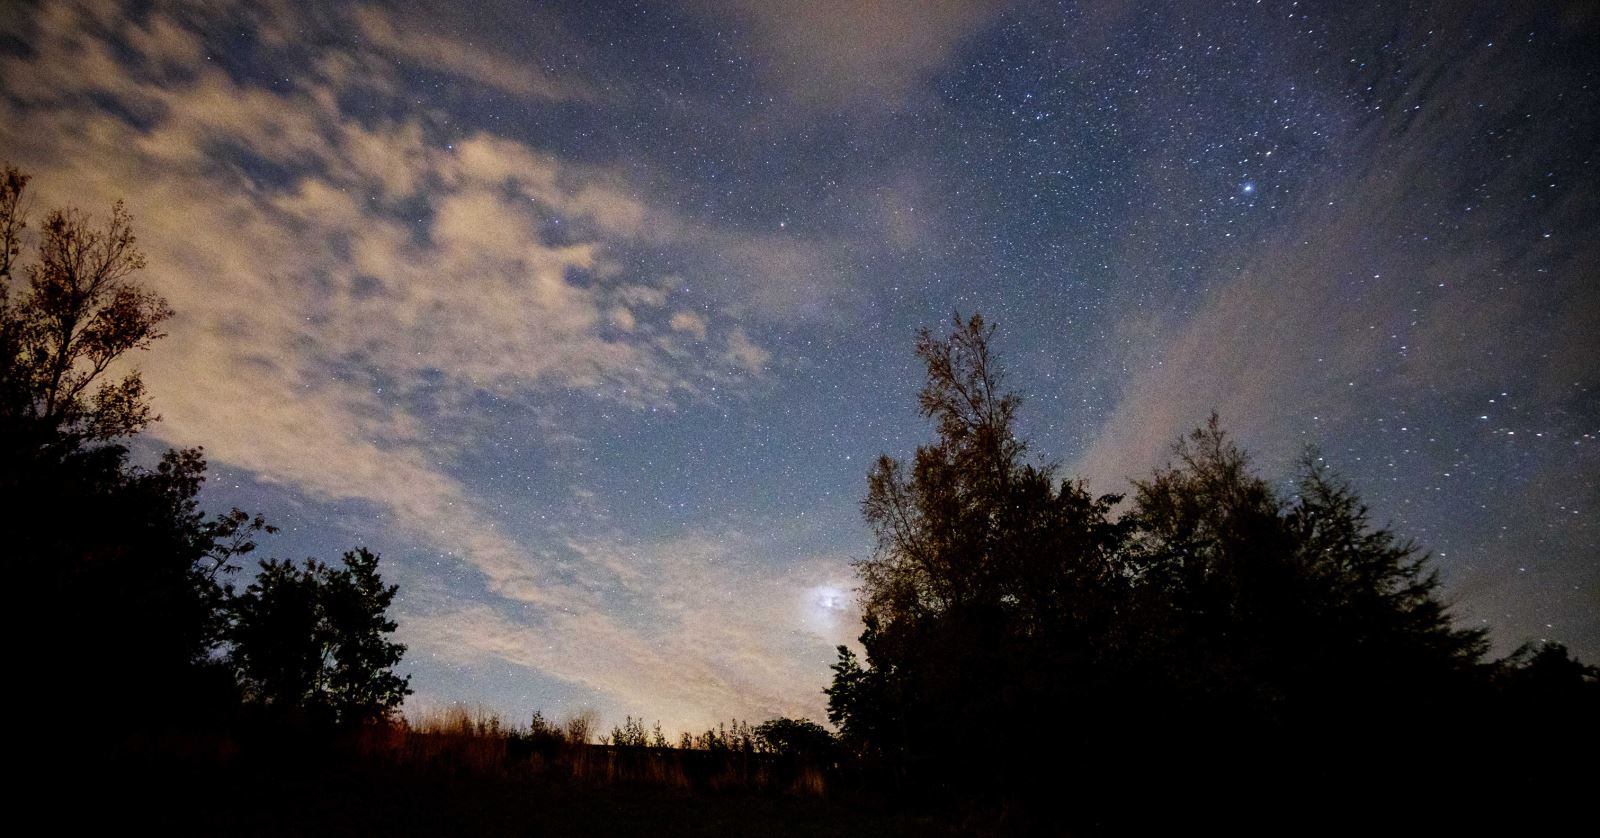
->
[[365, 705, 830, 796]]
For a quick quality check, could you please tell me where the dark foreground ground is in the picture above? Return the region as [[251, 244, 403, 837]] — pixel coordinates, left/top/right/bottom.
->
[[32, 728, 1597, 836], [56, 755, 952, 837]]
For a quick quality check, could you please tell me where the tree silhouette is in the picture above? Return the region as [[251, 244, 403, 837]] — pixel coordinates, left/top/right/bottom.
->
[[1, 164, 271, 727], [1122, 416, 1493, 767], [830, 313, 1531, 825], [228, 548, 411, 725], [2, 164, 416, 739], [834, 313, 1130, 799], [0, 165, 172, 447], [753, 717, 838, 760], [0, 165, 27, 281]]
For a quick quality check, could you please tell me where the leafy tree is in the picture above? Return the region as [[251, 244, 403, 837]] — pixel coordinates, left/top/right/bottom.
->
[[0, 165, 172, 447], [858, 315, 1128, 636], [0, 165, 27, 280], [1498, 641, 1599, 690], [835, 313, 1130, 796], [609, 715, 651, 747], [228, 548, 411, 724], [753, 717, 838, 760], [1493, 641, 1600, 729], [832, 313, 1519, 823], [1127, 418, 1489, 733], [823, 645, 877, 751], [1, 164, 270, 725]]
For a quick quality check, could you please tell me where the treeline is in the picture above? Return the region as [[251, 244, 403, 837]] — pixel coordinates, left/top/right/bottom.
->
[[0, 165, 410, 751], [822, 314, 1598, 831], [425, 707, 834, 759]]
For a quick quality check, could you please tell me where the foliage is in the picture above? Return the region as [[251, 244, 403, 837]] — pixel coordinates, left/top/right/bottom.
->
[[856, 315, 1129, 646], [690, 719, 757, 753], [752, 717, 837, 760], [1, 165, 269, 724], [823, 646, 883, 753], [228, 548, 412, 724], [834, 314, 1131, 793], [0, 165, 25, 279], [399, 706, 839, 800], [1, 163, 411, 735], [1125, 419, 1490, 731], [609, 715, 652, 747], [1493, 640, 1600, 722], [0, 163, 172, 446], [563, 708, 599, 744], [1498, 641, 1600, 688], [830, 312, 1519, 816]]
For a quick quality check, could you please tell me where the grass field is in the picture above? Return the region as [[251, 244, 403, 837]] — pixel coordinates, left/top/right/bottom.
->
[[46, 710, 963, 837]]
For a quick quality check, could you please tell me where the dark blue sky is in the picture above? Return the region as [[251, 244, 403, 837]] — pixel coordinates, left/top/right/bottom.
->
[[2, 0, 1594, 728]]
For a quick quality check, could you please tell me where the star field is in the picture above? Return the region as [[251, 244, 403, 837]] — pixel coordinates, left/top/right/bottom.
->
[[0, 0, 1594, 729]]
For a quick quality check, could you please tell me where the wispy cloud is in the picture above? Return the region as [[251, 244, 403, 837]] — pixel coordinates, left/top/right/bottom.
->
[[1068, 11, 1599, 650], [693, 0, 1004, 109], [408, 528, 858, 730], [1073, 12, 1599, 489], [352, 5, 597, 102]]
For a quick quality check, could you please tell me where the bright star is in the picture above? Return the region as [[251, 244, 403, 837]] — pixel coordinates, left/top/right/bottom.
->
[[1241, 181, 1256, 195]]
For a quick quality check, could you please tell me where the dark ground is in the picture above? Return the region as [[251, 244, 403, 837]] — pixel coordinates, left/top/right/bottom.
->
[[57, 755, 956, 837]]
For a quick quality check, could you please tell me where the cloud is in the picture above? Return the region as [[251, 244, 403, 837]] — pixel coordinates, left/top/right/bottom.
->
[[352, 5, 596, 102], [868, 170, 943, 253], [669, 310, 709, 341], [709, 232, 855, 321], [1073, 13, 1600, 492], [724, 327, 771, 374], [609, 306, 637, 331], [0, 1, 819, 716], [694, 0, 1003, 109], [407, 528, 859, 729]]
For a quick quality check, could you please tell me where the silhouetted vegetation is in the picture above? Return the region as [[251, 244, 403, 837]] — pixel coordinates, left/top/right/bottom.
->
[[228, 548, 411, 724], [754, 718, 840, 762], [1, 165, 407, 749], [388, 707, 849, 800], [826, 313, 1597, 831], [3, 165, 1592, 833]]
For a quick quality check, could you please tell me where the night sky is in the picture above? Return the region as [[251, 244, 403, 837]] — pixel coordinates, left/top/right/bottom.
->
[[1, 1, 1595, 730]]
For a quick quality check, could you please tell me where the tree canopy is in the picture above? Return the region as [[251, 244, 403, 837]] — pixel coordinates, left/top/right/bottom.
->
[[0, 165, 172, 446], [1, 165, 246, 722], [828, 313, 1515, 823], [229, 548, 411, 724], [1, 164, 407, 736]]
